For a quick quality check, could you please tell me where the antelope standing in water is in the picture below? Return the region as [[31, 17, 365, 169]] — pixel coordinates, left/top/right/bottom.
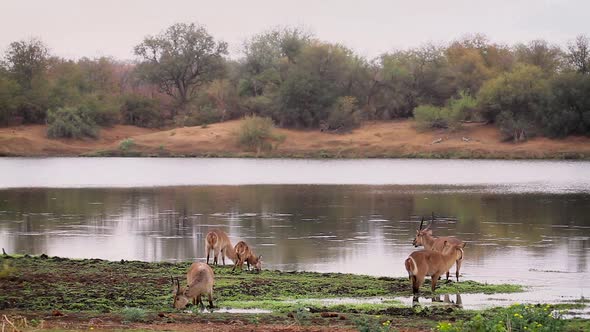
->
[[232, 241, 262, 272], [172, 262, 215, 310], [412, 215, 465, 281], [205, 229, 237, 265], [405, 241, 466, 296]]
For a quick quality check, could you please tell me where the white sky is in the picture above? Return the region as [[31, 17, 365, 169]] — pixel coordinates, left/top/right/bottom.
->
[[1, 0, 588, 61]]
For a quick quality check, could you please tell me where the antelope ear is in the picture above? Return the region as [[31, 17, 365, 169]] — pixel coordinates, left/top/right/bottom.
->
[[258, 255, 262, 261], [443, 240, 448, 247], [461, 243, 466, 249]]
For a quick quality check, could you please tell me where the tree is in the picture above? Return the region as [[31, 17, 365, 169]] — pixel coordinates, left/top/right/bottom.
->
[[478, 64, 550, 141], [3, 38, 49, 89], [277, 43, 357, 127], [514, 39, 563, 74], [540, 73, 590, 137], [0, 71, 19, 125], [134, 23, 228, 113], [238, 26, 311, 115], [566, 34, 590, 74]]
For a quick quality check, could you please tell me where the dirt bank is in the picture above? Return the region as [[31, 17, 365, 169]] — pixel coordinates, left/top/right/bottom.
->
[[1, 120, 589, 159]]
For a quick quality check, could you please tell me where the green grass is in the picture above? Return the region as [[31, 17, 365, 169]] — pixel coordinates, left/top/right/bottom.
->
[[0, 255, 523, 314], [1, 255, 588, 331]]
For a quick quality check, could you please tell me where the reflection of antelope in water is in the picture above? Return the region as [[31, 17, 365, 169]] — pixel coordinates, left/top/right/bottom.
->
[[172, 262, 215, 310], [412, 214, 465, 281], [405, 241, 466, 296], [431, 293, 463, 308], [205, 229, 237, 265]]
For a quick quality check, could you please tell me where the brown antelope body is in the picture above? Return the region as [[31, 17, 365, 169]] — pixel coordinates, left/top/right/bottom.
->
[[405, 241, 465, 295], [205, 229, 237, 265], [412, 216, 465, 281], [232, 241, 262, 272], [172, 262, 215, 310]]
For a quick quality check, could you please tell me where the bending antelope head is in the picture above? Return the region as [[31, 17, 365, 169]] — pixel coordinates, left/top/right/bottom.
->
[[253, 255, 262, 272], [412, 217, 433, 247], [171, 277, 190, 309]]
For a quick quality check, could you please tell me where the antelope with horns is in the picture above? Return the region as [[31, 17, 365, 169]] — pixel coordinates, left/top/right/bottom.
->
[[232, 241, 262, 272], [412, 214, 465, 281], [205, 229, 237, 265], [405, 241, 466, 296], [172, 262, 215, 310]]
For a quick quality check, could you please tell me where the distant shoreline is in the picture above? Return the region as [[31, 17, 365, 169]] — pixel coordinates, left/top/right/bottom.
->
[[1, 119, 589, 160]]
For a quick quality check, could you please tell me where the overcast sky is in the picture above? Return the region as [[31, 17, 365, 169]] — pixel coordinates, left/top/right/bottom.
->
[[1, 0, 589, 61]]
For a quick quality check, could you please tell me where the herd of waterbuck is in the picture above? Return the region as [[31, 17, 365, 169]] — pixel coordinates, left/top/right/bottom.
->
[[171, 215, 465, 309]]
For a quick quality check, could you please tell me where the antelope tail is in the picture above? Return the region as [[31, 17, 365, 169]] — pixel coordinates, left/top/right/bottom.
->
[[405, 256, 418, 276]]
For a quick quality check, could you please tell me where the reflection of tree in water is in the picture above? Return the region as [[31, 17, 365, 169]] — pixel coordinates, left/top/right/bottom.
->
[[0, 186, 589, 274]]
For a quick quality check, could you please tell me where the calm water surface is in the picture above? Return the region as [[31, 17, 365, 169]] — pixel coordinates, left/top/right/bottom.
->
[[1, 158, 589, 310]]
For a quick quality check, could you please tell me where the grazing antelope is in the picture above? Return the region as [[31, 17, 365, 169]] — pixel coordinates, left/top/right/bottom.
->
[[232, 241, 262, 272], [205, 229, 237, 265], [412, 215, 465, 281], [405, 241, 466, 296], [172, 262, 215, 310]]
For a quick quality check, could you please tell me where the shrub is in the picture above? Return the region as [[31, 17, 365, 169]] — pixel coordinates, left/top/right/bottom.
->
[[324, 96, 361, 132], [478, 64, 550, 141], [413, 104, 457, 130], [436, 304, 564, 332], [121, 306, 147, 323], [497, 111, 537, 142], [448, 90, 478, 122], [80, 94, 121, 126], [174, 103, 223, 127], [238, 115, 284, 153], [119, 138, 135, 152], [47, 106, 98, 139], [539, 72, 590, 137], [121, 94, 161, 128]]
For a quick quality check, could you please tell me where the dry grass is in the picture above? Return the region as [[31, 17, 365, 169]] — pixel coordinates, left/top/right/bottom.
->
[[1, 119, 589, 159]]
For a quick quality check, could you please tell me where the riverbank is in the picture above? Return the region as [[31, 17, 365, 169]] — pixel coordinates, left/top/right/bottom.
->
[[1, 255, 587, 331], [1, 120, 589, 159]]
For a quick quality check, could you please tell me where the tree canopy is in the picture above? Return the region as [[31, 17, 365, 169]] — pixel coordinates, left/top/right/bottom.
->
[[134, 23, 228, 111]]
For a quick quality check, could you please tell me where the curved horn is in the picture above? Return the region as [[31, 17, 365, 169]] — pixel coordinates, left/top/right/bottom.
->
[[175, 277, 181, 293], [418, 217, 425, 231]]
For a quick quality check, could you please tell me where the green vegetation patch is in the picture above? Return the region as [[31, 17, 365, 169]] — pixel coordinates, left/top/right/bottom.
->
[[0, 255, 523, 314]]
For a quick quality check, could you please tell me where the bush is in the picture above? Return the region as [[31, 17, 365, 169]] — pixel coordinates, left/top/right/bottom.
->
[[413, 104, 457, 130], [121, 306, 147, 323], [174, 103, 223, 127], [497, 111, 537, 142], [47, 106, 98, 139], [238, 115, 284, 153], [80, 94, 121, 126], [324, 96, 361, 132], [448, 91, 478, 122], [121, 94, 161, 128], [540, 72, 590, 137], [119, 138, 135, 152], [436, 303, 564, 332], [478, 64, 550, 141]]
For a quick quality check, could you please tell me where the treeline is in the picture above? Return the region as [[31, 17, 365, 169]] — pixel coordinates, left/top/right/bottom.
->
[[0, 23, 589, 141]]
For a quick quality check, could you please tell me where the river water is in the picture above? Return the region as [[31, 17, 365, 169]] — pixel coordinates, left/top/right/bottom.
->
[[1, 158, 589, 310]]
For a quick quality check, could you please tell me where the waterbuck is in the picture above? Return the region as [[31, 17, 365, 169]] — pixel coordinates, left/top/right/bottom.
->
[[412, 215, 465, 281], [205, 229, 237, 265], [172, 262, 215, 310], [405, 241, 466, 296], [232, 241, 262, 272]]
